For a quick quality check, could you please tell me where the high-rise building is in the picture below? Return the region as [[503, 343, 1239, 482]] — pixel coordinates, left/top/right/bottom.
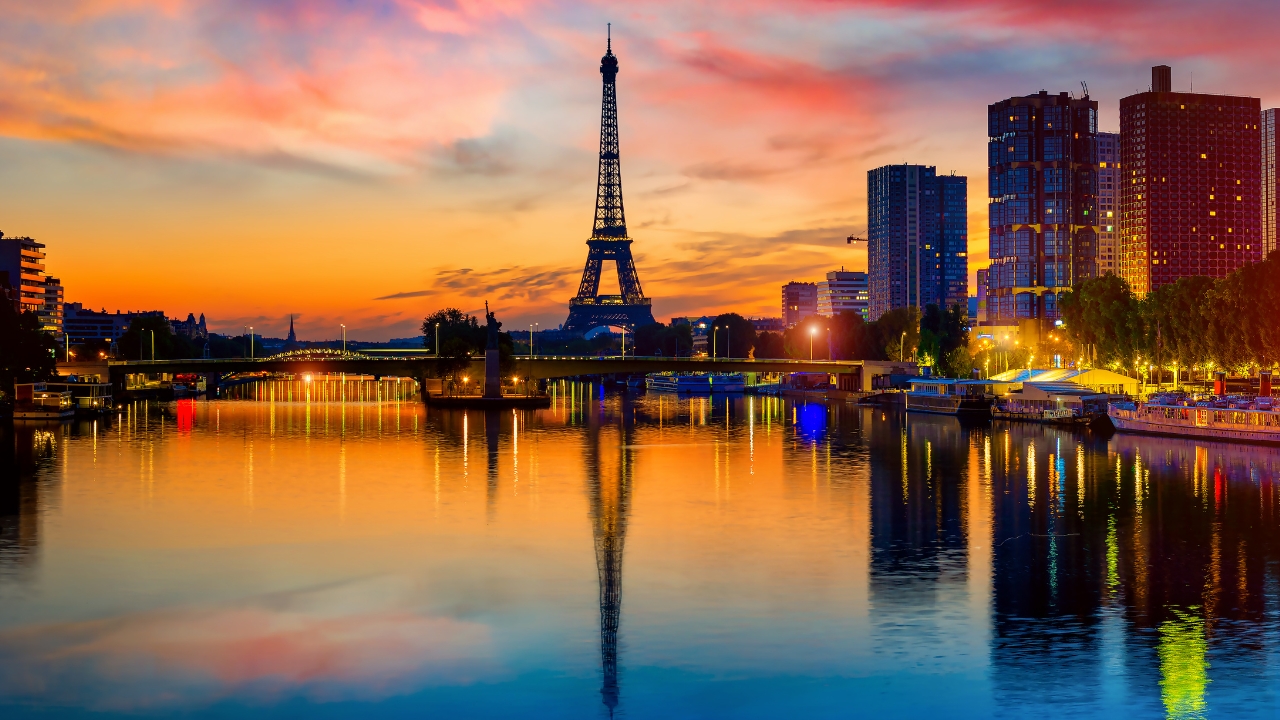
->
[[1096, 132, 1121, 274], [1264, 108, 1279, 256], [39, 276, 63, 339], [0, 234, 48, 315], [817, 270, 870, 320], [867, 164, 968, 320], [987, 91, 1098, 324], [1119, 65, 1261, 296], [781, 282, 817, 327]]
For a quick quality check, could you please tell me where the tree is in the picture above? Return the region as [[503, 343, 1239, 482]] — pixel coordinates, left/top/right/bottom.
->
[[633, 322, 693, 357], [1059, 274, 1142, 369], [918, 304, 968, 373], [709, 313, 756, 358], [782, 317, 830, 359], [754, 331, 785, 359], [828, 311, 881, 360], [422, 308, 484, 355], [118, 315, 197, 360], [0, 305, 56, 408], [874, 306, 922, 362]]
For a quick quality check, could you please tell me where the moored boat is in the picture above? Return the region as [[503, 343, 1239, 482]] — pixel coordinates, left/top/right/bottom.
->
[[905, 378, 993, 416], [646, 373, 745, 394], [1108, 393, 1280, 444]]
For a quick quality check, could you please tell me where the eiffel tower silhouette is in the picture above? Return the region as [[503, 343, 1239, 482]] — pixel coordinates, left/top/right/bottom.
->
[[563, 26, 656, 335]]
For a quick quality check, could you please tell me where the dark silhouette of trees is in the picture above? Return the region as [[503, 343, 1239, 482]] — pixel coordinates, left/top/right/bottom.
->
[[118, 316, 197, 360], [633, 322, 692, 357], [753, 331, 785, 359], [0, 305, 56, 409], [708, 313, 756, 358]]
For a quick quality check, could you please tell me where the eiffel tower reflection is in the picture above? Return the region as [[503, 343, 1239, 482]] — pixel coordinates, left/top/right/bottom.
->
[[585, 403, 633, 715]]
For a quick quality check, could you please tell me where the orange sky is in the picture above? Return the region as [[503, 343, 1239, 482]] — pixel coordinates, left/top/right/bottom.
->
[[3, 0, 1280, 339]]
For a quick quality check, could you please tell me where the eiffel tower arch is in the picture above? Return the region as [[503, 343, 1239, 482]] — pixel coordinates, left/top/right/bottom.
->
[[563, 27, 656, 336]]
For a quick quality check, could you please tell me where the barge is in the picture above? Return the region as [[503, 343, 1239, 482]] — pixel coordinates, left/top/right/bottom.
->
[[1108, 393, 1280, 444]]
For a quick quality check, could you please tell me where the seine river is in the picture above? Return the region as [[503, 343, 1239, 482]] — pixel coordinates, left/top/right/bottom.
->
[[4, 382, 1280, 718]]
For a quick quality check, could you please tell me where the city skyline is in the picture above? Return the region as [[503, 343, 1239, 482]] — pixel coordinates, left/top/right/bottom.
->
[[4, 2, 1280, 339]]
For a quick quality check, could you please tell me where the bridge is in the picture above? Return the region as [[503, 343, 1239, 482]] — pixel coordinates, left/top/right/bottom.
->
[[69, 351, 915, 393]]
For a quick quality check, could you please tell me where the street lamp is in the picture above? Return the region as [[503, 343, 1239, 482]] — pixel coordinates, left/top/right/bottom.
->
[[435, 323, 441, 358], [900, 331, 906, 362], [249, 327, 254, 359], [341, 324, 346, 354], [811, 326, 818, 361], [712, 326, 719, 359]]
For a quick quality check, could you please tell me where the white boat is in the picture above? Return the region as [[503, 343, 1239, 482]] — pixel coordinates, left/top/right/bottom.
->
[[905, 378, 993, 416], [646, 373, 745, 394], [1109, 393, 1280, 444]]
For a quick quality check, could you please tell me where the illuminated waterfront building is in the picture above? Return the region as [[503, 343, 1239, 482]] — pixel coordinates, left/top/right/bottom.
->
[[867, 164, 968, 320], [782, 282, 817, 327], [1119, 65, 1261, 296], [0, 234, 47, 315], [986, 91, 1098, 323], [1264, 108, 1279, 255], [1097, 132, 1121, 274], [39, 276, 63, 339], [817, 270, 870, 320]]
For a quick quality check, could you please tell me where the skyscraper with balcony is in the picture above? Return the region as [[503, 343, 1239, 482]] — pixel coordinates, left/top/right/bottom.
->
[[1119, 65, 1261, 296], [867, 164, 968, 321], [1264, 108, 1279, 256], [1097, 132, 1121, 274], [987, 91, 1098, 324], [0, 234, 48, 315]]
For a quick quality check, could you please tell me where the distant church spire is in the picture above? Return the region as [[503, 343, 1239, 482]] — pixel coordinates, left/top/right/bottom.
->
[[287, 314, 296, 344]]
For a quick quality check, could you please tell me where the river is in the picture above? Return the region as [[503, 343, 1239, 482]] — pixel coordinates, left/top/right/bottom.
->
[[2, 381, 1280, 718]]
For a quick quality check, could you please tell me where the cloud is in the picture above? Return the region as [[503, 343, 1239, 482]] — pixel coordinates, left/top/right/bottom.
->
[[7, 0, 1280, 337], [375, 290, 435, 301]]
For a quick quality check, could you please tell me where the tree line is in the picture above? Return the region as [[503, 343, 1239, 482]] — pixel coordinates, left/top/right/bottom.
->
[[1059, 251, 1280, 376]]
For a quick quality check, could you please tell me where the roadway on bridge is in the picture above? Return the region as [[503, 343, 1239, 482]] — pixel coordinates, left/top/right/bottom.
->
[[91, 355, 911, 383]]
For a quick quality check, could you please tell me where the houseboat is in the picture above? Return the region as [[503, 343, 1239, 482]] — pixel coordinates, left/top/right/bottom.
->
[[1108, 393, 1280, 444], [905, 378, 993, 416], [646, 373, 745, 394], [12, 383, 75, 420], [44, 380, 114, 415]]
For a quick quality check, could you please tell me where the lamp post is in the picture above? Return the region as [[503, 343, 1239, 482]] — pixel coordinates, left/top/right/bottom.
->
[[621, 326, 627, 358], [249, 327, 254, 359], [435, 323, 440, 358], [712, 326, 718, 360], [529, 324, 534, 358], [341, 324, 346, 354], [810, 326, 817, 361], [900, 331, 906, 362]]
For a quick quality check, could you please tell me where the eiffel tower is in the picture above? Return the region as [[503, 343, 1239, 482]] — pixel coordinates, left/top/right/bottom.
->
[[563, 26, 656, 335]]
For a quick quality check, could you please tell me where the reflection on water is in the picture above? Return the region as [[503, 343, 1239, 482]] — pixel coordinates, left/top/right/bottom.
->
[[3, 384, 1280, 717]]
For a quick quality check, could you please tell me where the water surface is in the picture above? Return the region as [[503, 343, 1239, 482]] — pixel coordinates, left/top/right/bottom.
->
[[3, 385, 1280, 718]]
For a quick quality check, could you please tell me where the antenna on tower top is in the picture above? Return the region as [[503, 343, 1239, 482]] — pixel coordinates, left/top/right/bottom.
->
[[607, 23, 611, 51]]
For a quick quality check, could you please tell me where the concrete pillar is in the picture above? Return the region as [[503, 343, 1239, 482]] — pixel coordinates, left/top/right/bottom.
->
[[484, 348, 501, 398]]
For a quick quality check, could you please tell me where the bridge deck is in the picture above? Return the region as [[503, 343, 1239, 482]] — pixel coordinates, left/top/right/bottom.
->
[[94, 356, 916, 391]]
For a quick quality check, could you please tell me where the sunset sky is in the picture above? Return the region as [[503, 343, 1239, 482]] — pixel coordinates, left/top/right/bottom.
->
[[3, 0, 1279, 340]]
